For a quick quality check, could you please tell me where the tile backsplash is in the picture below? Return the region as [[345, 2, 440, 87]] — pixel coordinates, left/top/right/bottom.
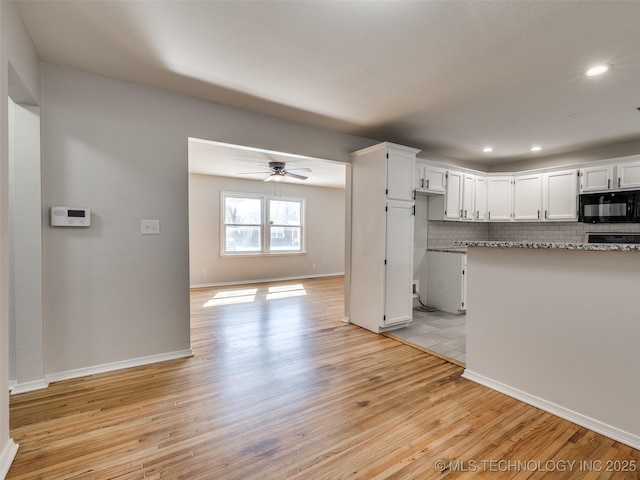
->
[[428, 220, 640, 249], [427, 221, 489, 249]]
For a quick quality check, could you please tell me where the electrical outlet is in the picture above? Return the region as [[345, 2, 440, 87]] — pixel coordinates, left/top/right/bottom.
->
[[141, 219, 160, 235]]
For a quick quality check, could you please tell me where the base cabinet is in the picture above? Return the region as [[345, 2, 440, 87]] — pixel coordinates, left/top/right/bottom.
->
[[426, 251, 466, 314], [350, 142, 419, 333]]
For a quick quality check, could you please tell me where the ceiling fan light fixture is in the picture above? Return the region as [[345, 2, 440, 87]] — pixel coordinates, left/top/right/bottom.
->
[[585, 64, 612, 77], [266, 172, 284, 182]]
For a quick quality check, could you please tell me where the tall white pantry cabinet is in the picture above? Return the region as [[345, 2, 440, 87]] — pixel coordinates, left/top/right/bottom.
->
[[349, 142, 419, 333]]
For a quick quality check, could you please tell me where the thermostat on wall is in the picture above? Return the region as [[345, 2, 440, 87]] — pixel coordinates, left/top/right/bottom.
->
[[51, 207, 91, 227]]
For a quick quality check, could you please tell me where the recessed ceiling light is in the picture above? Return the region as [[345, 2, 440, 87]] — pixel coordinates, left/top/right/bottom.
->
[[585, 64, 612, 77], [482, 146, 494, 153], [530, 146, 542, 152]]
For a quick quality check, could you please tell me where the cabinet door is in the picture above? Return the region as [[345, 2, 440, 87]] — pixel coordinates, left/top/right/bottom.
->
[[580, 166, 613, 192], [544, 170, 578, 221], [462, 174, 475, 220], [617, 161, 640, 189], [423, 166, 446, 193], [386, 147, 416, 202], [461, 255, 467, 311], [514, 174, 543, 220], [474, 176, 488, 220], [444, 171, 463, 220], [414, 164, 426, 190], [384, 201, 414, 326], [487, 176, 513, 221]]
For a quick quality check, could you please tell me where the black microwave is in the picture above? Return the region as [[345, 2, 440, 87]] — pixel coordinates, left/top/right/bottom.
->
[[578, 190, 640, 223]]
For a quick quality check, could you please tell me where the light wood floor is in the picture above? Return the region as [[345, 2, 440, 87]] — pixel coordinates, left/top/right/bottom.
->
[[8, 276, 639, 479]]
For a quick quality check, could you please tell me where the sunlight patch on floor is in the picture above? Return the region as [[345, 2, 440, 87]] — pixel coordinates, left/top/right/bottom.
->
[[203, 288, 258, 307], [266, 284, 307, 300]]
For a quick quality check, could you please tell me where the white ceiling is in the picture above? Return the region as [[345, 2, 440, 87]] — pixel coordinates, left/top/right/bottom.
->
[[15, 1, 640, 166], [188, 138, 346, 189]]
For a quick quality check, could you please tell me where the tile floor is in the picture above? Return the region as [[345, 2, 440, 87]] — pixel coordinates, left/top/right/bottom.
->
[[391, 309, 466, 364]]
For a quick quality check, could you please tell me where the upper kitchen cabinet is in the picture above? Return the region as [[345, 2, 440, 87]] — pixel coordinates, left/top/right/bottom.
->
[[580, 158, 640, 192], [543, 169, 578, 221], [474, 176, 488, 220], [617, 160, 640, 190], [349, 142, 419, 333], [580, 165, 614, 192], [428, 170, 485, 221], [486, 176, 513, 221], [461, 174, 475, 220], [513, 174, 543, 221], [415, 162, 446, 194], [385, 145, 417, 202]]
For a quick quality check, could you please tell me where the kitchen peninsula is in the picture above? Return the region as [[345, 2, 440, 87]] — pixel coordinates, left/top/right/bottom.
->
[[457, 240, 640, 450]]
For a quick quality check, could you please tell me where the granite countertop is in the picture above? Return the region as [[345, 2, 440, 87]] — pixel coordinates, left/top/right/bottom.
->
[[455, 240, 640, 252], [427, 247, 467, 254]]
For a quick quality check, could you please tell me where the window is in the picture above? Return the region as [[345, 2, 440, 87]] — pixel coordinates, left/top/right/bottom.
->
[[222, 193, 305, 255]]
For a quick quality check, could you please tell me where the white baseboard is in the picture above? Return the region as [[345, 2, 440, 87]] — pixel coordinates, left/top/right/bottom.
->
[[10, 378, 49, 395], [7, 380, 16, 392], [191, 272, 344, 289], [46, 349, 194, 384], [462, 369, 640, 450], [0, 439, 18, 480]]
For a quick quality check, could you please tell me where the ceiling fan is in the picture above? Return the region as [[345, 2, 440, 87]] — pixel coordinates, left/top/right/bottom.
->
[[238, 161, 311, 182]]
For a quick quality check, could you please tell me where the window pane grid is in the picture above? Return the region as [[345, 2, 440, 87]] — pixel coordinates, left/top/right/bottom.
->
[[222, 193, 304, 255]]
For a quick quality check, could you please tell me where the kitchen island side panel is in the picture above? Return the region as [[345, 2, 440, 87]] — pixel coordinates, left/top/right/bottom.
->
[[463, 246, 640, 448]]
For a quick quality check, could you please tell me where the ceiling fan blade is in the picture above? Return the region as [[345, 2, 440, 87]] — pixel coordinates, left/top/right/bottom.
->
[[284, 172, 308, 180], [285, 167, 312, 173], [237, 171, 271, 175]]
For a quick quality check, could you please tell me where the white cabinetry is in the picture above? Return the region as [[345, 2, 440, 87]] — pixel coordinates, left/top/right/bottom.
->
[[461, 174, 475, 220], [580, 160, 640, 191], [580, 165, 614, 192], [415, 163, 445, 193], [426, 251, 466, 314], [444, 170, 463, 220], [350, 142, 418, 333], [543, 170, 578, 220], [617, 161, 640, 189], [513, 174, 543, 220], [427, 171, 486, 221], [487, 176, 513, 221], [474, 176, 488, 220]]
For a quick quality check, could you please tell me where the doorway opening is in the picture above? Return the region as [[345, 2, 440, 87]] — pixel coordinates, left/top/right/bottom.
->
[[186, 137, 349, 341]]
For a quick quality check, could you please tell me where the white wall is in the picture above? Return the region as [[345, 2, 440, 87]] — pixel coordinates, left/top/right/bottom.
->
[[8, 98, 44, 392], [0, 1, 40, 477], [40, 62, 372, 377], [189, 174, 345, 286], [464, 246, 640, 449]]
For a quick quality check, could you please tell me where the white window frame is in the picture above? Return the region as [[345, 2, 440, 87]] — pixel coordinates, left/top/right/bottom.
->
[[221, 192, 306, 256]]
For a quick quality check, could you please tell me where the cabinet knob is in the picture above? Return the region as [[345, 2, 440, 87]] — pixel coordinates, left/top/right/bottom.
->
[[426, 179, 430, 189]]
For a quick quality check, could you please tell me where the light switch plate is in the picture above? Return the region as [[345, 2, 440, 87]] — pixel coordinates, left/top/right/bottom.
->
[[141, 219, 160, 235]]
